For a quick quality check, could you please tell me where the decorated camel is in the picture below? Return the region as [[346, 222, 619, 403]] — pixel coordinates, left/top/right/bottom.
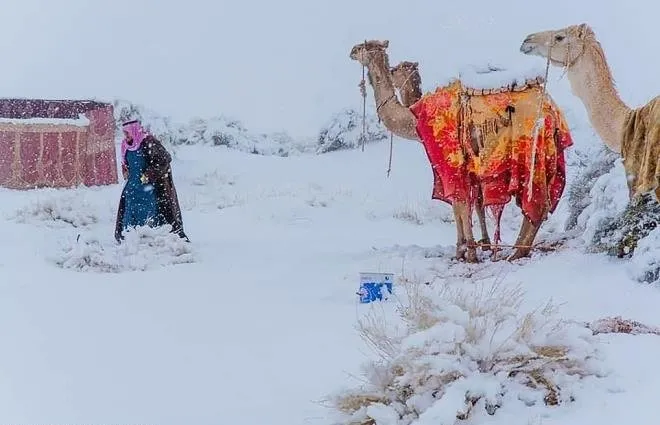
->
[[520, 23, 660, 202], [390, 59, 495, 253], [350, 40, 573, 262]]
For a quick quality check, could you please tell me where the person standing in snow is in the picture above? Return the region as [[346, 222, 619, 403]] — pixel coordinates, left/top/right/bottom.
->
[[114, 119, 189, 243]]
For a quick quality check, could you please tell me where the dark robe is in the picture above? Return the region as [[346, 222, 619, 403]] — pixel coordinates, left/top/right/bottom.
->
[[115, 135, 189, 242]]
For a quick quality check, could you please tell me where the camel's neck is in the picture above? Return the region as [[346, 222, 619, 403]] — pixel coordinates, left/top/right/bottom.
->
[[363, 53, 419, 141], [566, 42, 632, 153]]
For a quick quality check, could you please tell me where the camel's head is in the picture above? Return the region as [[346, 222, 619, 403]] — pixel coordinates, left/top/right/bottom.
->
[[520, 23, 594, 67], [349, 39, 389, 66], [390, 61, 419, 89]]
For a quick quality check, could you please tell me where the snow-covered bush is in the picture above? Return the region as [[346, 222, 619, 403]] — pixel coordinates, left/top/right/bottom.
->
[[590, 193, 660, 258], [568, 157, 629, 248], [114, 98, 310, 155], [327, 279, 606, 425], [564, 141, 659, 283], [565, 145, 619, 231], [174, 117, 314, 156], [10, 194, 100, 229], [54, 225, 196, 273], [113, 98, 180, 147], [113, 99, 387, 156], [316, 108, 388, 154], [627, 226, 660, 284]]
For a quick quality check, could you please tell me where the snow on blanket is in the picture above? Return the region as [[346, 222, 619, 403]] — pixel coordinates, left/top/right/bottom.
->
[[432, 62, 546, 91]]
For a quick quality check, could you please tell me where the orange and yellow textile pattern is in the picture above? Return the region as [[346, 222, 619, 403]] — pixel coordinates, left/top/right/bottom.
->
[[409, 80, 573, 227]]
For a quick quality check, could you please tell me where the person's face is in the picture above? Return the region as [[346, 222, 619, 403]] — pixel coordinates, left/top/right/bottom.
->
[[123, 129, 132, 142]]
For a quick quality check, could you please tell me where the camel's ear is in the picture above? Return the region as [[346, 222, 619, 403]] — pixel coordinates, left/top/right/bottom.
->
[[577, 23, 592, 38], [382, 40, 389, 48]]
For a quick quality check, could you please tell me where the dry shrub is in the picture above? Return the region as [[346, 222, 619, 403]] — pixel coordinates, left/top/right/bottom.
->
[[586, 316, 660, 336], [327, 279, 606, 425]]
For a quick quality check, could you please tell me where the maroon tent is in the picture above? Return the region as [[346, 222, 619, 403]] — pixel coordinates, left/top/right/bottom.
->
[[0, 98, 118, 189]]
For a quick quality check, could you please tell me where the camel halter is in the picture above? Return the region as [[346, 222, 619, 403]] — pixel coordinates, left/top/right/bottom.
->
[[527, 32, 587, 201], [359, 42, 368, 153], [387, 66, 420, 178], [526, 35, 555, 202], [358, 44, 419, 177]]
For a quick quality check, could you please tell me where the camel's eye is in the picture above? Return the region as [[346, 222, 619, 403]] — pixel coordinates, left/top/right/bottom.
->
[[554, 34, 565, 42]]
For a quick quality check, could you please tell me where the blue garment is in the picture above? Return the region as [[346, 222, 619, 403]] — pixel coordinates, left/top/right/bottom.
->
[[121, 147, 161, 230]]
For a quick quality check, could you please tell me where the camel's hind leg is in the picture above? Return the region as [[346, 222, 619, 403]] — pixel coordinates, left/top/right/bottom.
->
[[475, 189, 491, 251], [453, 201, 478, 263], [507, 216, 542, 261]]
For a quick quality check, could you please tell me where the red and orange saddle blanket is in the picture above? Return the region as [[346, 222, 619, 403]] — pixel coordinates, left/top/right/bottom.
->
[[410, 78, 573, 233]]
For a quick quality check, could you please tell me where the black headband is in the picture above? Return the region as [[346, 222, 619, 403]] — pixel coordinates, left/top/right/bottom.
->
[[122, 119, 139, 127]]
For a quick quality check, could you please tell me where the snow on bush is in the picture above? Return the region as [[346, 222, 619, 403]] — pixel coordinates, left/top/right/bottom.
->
[[113, 98, 180, 147], [562, 134, 658, 279], [564, 145, 619, 231], [627, 227, 660, 284], [113, 98, 309, 155], [574, 161, 630, 248], [175, 117, 314, 156], [9, 194, 100, 229], [327, 279, 606, 425], [113, 99, 387, 156], [569, 150, 660, 283], [316, 108, 388, 154], [54, 225, 195, 273]]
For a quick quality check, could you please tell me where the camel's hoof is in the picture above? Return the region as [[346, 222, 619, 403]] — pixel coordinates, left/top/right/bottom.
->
[[455, 245, 466, 261], [506, 249, 530, 262], [465, 249, 479, 263], [478, 238, 492, 252]]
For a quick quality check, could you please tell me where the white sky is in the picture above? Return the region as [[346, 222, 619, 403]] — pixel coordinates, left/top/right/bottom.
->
[[0, 0, 657, 138]]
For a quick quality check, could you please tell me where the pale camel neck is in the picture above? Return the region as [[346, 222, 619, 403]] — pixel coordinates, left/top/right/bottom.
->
[[566, 41, 632, 153], [363, 52, 419, 141]]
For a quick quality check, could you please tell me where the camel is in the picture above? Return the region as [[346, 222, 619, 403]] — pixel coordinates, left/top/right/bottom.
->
[[390, 59, 494, 254], [520, 23, 660, 202], [350, 39, 573, 263]]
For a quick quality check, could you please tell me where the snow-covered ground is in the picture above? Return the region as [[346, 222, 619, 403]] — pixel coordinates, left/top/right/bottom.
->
[[0, 135, 659, 424], [1, 1, 660, 423]]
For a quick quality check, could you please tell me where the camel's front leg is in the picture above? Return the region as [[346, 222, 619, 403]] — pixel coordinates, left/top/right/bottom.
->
[[452, 202, 466, 260], [475, 189, 491, 251], [507, 216, 542, 261], [453, 201, 478, 263]]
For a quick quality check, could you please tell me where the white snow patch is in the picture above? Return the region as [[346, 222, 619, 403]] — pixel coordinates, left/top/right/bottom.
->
[[433, 63, 546, 90], [53, 226, 196, 273], [0, 114, 90, 126], [8, 194, 101, 229]]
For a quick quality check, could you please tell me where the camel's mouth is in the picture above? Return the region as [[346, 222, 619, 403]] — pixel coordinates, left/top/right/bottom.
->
[[519, 41, 535, 55], [349, 46, 363, 60]]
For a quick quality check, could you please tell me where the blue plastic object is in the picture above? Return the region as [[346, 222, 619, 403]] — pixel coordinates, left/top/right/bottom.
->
[[358, 272, 394, 303]]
